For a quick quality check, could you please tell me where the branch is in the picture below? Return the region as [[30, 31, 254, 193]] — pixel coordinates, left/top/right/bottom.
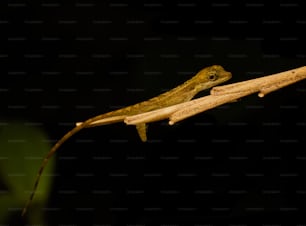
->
[[124, 66, 306, 126]]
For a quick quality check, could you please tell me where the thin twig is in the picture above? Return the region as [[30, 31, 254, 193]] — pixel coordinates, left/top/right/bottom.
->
[[125, 66, 306, 126], [168, 92, 249, 125], [211, 66, 306, 97]]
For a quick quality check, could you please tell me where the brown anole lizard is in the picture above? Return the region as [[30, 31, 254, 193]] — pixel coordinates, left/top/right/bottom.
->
[[21, 65, 232, 216]]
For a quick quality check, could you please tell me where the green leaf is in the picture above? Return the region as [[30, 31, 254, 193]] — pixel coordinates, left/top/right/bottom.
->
[[0, 120, 55, 223]]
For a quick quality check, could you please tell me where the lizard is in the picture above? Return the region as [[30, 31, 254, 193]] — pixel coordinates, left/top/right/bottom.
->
[[21, 64, 232, 216]]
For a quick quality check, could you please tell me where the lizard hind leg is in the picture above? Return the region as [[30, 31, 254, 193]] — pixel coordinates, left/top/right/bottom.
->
[[135, 123, 147, 142]]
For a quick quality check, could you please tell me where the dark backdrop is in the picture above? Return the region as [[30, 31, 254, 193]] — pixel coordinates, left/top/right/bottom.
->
[[1, 1, 306, 225]]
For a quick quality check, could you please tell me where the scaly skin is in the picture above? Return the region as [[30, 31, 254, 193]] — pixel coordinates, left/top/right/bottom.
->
[[21, 65, 232, 216]]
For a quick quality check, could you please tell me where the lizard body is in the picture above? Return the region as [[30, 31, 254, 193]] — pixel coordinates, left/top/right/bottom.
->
[[22, 65, 231, 216]]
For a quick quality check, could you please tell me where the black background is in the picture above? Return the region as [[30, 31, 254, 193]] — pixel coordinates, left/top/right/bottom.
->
[[2, 0, 306, 225]]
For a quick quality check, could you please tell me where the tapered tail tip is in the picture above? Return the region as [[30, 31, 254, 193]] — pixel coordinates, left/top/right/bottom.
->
[[21, 208, 26, 217]]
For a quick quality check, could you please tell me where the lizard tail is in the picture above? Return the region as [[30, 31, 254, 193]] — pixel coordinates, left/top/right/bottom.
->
[[22, 113, 129, 216], [21, 124, 85, 217]]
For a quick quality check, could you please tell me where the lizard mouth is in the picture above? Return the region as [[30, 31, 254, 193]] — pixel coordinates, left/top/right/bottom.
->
[[213, 70, 232, 85], [222, 70, 232, 80]]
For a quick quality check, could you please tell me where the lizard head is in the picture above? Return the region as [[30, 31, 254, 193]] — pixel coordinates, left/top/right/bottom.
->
[[194, 65, 232, 91]]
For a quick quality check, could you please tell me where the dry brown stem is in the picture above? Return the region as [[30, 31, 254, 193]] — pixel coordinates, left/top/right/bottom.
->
[[125, 66, 306, 126]]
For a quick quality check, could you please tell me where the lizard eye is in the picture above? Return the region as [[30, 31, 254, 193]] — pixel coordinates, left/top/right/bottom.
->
[[207, 72, 218, 81]]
